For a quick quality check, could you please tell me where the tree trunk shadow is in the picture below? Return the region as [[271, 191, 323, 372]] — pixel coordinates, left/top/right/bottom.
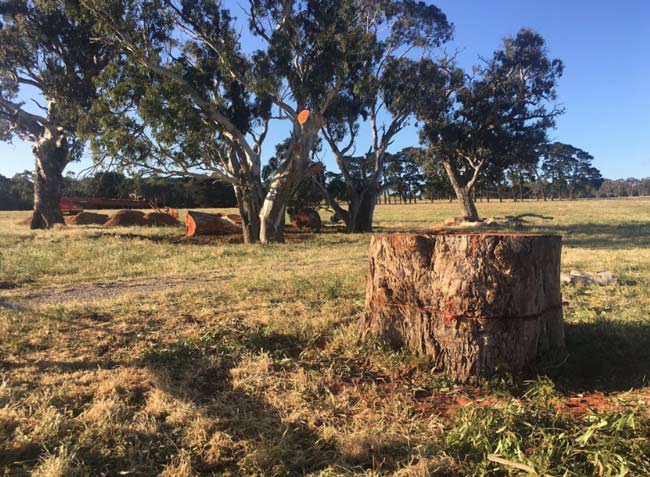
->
[[139, 332, 339, 475], [534, 221, 650, 249], [544, 320, 650, 392]]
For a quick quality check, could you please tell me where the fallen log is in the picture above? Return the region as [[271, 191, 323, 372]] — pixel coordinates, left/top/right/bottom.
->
[[65, 212, 109, 226], [224, 214, 243, 225], [104, 210, 148, 227], [290, 208, 321, 232], [358, 232, 566, 383], [436, 213, 554, 231], [144, 212, 180, 227], [185, 211, 242, 237]]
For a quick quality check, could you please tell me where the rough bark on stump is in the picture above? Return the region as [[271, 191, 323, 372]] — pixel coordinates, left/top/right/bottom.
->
[[358, 233, 565, 383]]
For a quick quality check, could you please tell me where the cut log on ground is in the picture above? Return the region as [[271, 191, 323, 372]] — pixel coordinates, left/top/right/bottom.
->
[[104, 210, 148, 227], [65, 212, 109, 226], [290, 208, 322, 232], [224, 214, 243, 225], [185, 211, 243, 237], [433, 213, 554, 231], [144, 212, 180, 227], [358, 232, 566, 383]]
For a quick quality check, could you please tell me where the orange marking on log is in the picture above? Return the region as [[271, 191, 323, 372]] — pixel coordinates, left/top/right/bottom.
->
[[369, 298, 561, 322]]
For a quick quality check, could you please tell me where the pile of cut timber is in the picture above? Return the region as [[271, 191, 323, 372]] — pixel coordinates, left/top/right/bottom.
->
[[144, 212, 180, 227], [359, 232, 566, 383], [185, 211, 242, 237], [290, 208, 321, 232], [65, 212, 109, 225], [104, 210, 148, 227]]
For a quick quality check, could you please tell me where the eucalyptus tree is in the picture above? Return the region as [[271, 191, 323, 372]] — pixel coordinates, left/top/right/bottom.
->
[[539, 142, 602, 199], [420, 158, 454, 201], [320, 0, 453, 232], [84, 0, 371, 243], [418, 29, 563, 221], [502, 128, 544, 201], [87, 40, 272, 243], [0, 0, 111, 228], [382, 148, 424, 203]]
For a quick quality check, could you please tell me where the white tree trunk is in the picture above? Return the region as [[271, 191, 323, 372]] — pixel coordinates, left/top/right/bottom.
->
[[259, 113, 325, 243], [31, 130, 69, 229]]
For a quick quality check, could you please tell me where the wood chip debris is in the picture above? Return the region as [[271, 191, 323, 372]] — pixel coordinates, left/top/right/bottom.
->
[[560, 270, 617, 286]]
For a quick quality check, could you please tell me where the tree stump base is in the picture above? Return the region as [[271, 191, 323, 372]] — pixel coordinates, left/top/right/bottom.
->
[[358, 233, 565, 383]]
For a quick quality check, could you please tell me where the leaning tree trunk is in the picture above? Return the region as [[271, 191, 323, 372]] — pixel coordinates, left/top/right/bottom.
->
[[259, 185, 291, 243], [30, 132, 69, 229], [443, 161, 480, 222], [259, 111, 325, 244], [456, 186, 480, 222], [359, 233, 565, 383]]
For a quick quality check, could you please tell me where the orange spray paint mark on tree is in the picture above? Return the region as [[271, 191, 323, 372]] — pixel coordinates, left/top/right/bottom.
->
[[297, 110, 310, 125]]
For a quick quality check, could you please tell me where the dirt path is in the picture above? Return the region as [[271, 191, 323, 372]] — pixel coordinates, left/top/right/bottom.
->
[[0, 272, 235, 310], [0, 257, 367, 310]]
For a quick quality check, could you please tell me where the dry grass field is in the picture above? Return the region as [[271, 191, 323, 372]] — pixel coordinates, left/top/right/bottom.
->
[[1, 199, 649, 476]]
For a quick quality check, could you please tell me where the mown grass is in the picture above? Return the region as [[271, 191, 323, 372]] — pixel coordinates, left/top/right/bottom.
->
[[1, 199, 649, 476]]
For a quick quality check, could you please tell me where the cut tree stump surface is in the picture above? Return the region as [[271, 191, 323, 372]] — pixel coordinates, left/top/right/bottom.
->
[[359, 232, 565, 383]]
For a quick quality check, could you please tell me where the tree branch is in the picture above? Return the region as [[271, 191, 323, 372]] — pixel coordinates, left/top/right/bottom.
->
[[0, 96, 51, 137]]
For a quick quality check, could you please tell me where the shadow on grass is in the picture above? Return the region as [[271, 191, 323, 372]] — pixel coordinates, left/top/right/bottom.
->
[[548, 319, 650, 392], [82, 224, 351, 247], [139, 328, 338, 475], [1, 311, 339, 475], [538, 221, 650, 249], [88, 232, 245, 246]]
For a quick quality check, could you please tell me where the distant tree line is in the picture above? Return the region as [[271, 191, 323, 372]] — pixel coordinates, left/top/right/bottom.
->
[[597, 178, 650, 198], [2, 155, 645, 212], [0, 171, 236, 210], [293, 141, 613, 211]]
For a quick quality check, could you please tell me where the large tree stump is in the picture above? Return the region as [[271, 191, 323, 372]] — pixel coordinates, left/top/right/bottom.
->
[[358, 233, 565, 383]]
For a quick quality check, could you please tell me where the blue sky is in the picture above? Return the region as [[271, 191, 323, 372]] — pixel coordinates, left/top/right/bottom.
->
[[1, 0, 648, 179]]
